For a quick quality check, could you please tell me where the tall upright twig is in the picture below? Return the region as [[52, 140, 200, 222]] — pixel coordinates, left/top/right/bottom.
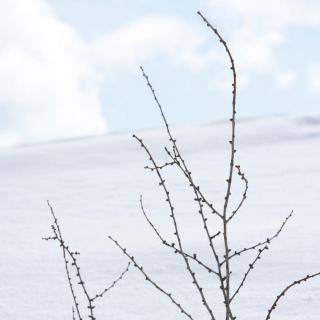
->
[[197, 11, 237, 320], [139, 66, 230, 311]]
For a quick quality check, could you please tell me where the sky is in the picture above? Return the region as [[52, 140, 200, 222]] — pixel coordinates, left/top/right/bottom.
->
[[0, 0, 319, 147]]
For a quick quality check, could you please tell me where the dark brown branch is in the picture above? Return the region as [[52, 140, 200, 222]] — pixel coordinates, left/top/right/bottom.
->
[[144, 161, 175, 171], [140, 66, 222, 219], [133, 134, 216, 320], [227, 165, 248, 222], [165, 147, 230, 308], [230, 245, 269, 302], [108, 236, 194, 320], [92, 262, 131, 301], [139, 195, 219, 276], [163, 147, 223, 220], [265, 272, 320, 320], [139, 65, 229, 311], [230, 211, 292, 301], [197, 11, 237, 320], [44, 201, 130, 320], [44, 201, 84, 320], [221, 211, 293, 265]]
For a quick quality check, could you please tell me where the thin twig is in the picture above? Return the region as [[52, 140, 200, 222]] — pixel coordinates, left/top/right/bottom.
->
[[133, 134, 216, 320], [140, 67, 229, 311], [265, 272, 320, 320], [139, 195, 219, 275], [108, 236, 194, 320], [92, 262, 131, 301], [140, 66, 222, 219], [44, 201, 83, 320], [230, 245, 269, 302], [44, 202, 130, 320], [221, 211, 293, 265], [197, 11, 237, 320], [144, 161, 175, 171], [165, 147, 230, 308], [227, 165, 248, 222]]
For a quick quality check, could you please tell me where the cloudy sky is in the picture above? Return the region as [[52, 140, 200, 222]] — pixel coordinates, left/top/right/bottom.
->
[[0, 0, 319, 147]]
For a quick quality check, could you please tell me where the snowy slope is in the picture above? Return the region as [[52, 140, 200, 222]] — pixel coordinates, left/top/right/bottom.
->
[[0, 115, 320, 320]]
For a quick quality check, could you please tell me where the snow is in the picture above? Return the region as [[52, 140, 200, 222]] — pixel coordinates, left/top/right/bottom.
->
[[0, 115, 320, 319]]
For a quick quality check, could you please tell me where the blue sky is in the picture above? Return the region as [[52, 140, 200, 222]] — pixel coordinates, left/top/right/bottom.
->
[[0, 0, 319, 146]]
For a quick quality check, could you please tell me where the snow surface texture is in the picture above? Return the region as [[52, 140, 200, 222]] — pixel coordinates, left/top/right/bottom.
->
[[0, 115, 319, 319]]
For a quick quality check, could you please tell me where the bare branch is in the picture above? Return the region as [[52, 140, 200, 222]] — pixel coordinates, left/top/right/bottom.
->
[[165, 147, 230, 310], [44, 201, 130, 320], [230, 245, 269, 302], [265, 272, 320, 320], [222, 211, 293, 265], [140, 66, 221, 219], [139, 195, 219, 276], [133, 134, 216, 320], [139, 67, 229, 314], [92, 262, 130, 302], [44, 201, 84, 320], [108, 236, 194, 320], [144, 161, 175, 171], [139, 65, 231, 313], [227, 165, 248, 222], [197, 11, 237, 320]]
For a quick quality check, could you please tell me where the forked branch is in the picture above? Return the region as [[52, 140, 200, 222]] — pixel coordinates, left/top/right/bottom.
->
[[221, 211, 293, 265], [108, 236, 194, 320], [44, 201, 130, 320], [133, 134, 216, 320], [139, 195, 219, 276]]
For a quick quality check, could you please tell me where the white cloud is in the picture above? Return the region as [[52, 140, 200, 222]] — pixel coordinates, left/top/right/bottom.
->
[[206, 0, 320, 85], [1, 1, 319, 147], [275, 70, 296, 88], [0, 0, 106, 147], [306, 64, 320, 94], [91, 15, 217, 71], [208, 0, 320, 27], [0, 3, 220, 147]]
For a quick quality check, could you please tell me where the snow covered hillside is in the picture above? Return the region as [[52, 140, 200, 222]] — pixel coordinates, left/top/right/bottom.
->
[[0, 115, 319, 320]]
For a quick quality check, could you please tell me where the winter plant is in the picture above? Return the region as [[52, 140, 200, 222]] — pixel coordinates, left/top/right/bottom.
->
[[108, 11, 320, 320], [45, 11, 319, 320]]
